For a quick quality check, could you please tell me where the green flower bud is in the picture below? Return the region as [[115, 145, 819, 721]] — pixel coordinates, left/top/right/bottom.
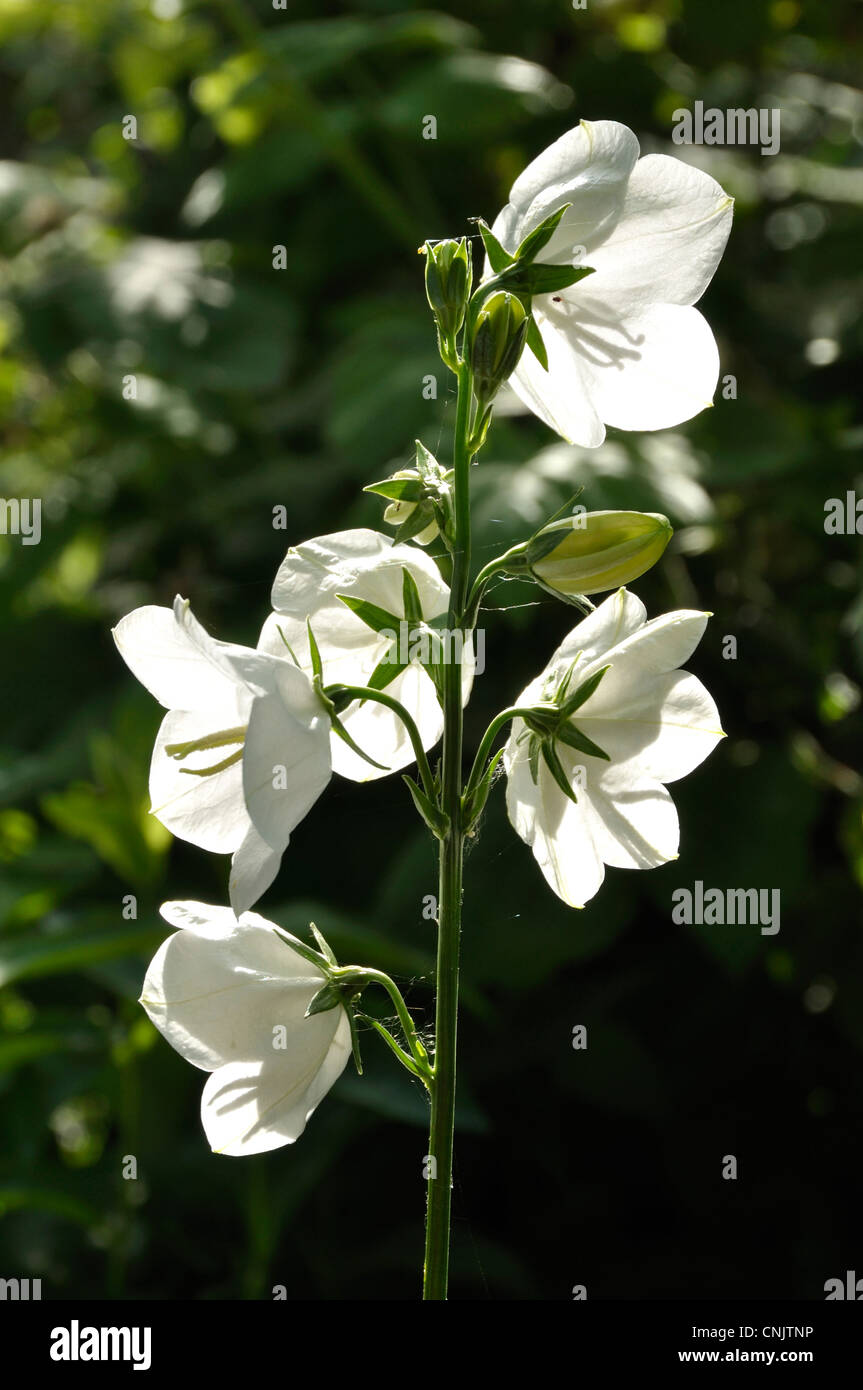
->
[[383, 495, 439, 546], [424, 238, 472, 344], [470, 290, 529, 408], [527, 510, 673, 596]]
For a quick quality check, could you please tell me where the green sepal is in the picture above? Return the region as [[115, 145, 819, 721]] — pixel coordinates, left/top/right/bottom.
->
[[499, 262, 595, 296], [392, 501, 438, 544], [348, 1007, 364, 1076], [415, 439, 441, 482], [528, 733, 541, 785], [514, 203, 572, 264], [306, 619, 324, 681], [403, 774, 449, 838], [560, 664, 610, 718], [556, 721, 611, 762], [273, 925, 330, 971], [329, 707, 391, 772], [540, 739, 580, 804], [356, 1013, 429, 1084], [364, 650, 408, 693], [462, 748, 504, 830], [526, 315, 549, 370], [476, 218, 515, 273], [305, 981, 345, 1017], [336, 593, 401, 636], [309, 921, 337, 966], [364, 477, 425, 502], [401, 567, 424, 625]]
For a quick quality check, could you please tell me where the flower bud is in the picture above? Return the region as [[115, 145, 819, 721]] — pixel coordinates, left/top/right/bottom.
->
[[470, 290, 529, 408], [527, 510, 672, 596], [383, 497, 439, 546], [424, 238, 472, 344]]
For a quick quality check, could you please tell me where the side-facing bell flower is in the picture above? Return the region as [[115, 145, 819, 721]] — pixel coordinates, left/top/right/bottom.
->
[[489, 119, 733, 446], [140, 901, 352, 1155], [260, 528, 473, 782], [113, 596, 332, 915], [503, 588, 724, 908]]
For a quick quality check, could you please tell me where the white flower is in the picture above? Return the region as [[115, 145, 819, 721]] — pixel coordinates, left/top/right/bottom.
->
[[140, 901, 352, 1155], [503, 588, 724, 908], [260, 528, 473, 782], [490, 119, 733, 446], [112, 597, 332, 916]]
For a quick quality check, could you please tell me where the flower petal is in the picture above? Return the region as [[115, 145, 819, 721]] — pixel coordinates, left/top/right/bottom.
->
[[242, 665, 332, 852], [561, 301, 721, 433], [270, 529, 449, 623], [141, 902, 327, 1072], [580, 669, 724, 783], [504, 731, 605, 908], [585, 154, 733, 312], [508, 318, 606, 447], [113, 603, 246, 714], [495, 119, 640, 256], [229, 823, 284, 915], [200, 1009, 352, 1155], [149, 708, 250, 853], [579, 763, 680, 869]]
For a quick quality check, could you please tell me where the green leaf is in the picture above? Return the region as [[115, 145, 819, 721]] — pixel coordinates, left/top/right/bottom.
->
[[0, 926, 163, 988], [402, 774, 449, 838]]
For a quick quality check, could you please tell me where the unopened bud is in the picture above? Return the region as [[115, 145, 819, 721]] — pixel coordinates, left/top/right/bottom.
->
[[470, 291, 529, 408], [424, 238, 472, 344], [527, 510, 672, 596]]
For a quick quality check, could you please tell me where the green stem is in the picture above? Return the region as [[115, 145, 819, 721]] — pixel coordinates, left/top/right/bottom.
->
[[356, 968, 430, 1073], [423, 358, 473, 1300], [329, 684, 436, 800], [462, 705, 543, 805]]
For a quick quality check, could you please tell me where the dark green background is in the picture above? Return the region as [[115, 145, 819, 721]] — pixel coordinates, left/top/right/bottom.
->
[[1, 0, 861, 1300]]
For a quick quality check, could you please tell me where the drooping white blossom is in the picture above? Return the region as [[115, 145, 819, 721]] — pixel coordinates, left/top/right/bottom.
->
[[490, 119, 733, 446], [261, 528, 473, 781], [140, 901, 351, 1155], [113, 597, 332, 915], [504, 588, 724, 908]]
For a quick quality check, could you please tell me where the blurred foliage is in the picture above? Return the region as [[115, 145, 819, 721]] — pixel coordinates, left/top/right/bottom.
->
[[0, 0, 862, 1300]]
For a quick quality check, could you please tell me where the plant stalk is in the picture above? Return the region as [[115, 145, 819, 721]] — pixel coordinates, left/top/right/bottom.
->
[[422, 358, 473, 1300]]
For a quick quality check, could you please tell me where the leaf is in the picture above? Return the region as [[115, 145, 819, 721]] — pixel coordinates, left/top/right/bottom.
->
[[402, 774, 448, 838], [0, 926, 163, 988], [401, 567, 424, 625]]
